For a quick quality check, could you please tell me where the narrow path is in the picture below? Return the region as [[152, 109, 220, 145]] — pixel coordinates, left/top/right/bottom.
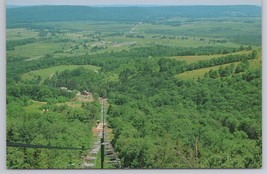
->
[[81, 97, 120, 168], [104, 126, 121, 168], [127, 22, 142, 34], [80, 98, 105, 168], [81, 125, 102, 168]]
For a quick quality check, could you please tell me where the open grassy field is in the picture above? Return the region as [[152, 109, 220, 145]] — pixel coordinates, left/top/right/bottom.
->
[[176, 62, 239, 80], [176, 57, 261, 80], [21, 65, 101, 82], [8, 42, 65, 58], [105, 35, 240, 48], [138, 19, 261, 40], [56, 94, 95, 108], [168, 50, 252, 63], [35, 21, 134, 33], [24, 100, 46, 113], [249, 56, 262, 70], [6, 28, 39, 41]]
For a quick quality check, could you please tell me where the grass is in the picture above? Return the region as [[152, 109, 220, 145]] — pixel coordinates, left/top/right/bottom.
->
[[179, 63, 238, 80], [176, 57, 261, 80], [6, 28, 39, 41], [249, 49, 262, 70], [105, 34, 240, 48], [21, 65, 101, 82], [95, 145, 114, 169], [95, 149, 104, 169], [249, 57, 262, 70], [138, 20, 261, 39], [24, 100, 46, 113], [171, 54, 218, 63], [176, 62, 238, 80], [57, 101, 82, 108], [35, 21, 133, 33], [8, 42, 65, 58], [57, 95, 94, 108], [168, 50, 252, 63]]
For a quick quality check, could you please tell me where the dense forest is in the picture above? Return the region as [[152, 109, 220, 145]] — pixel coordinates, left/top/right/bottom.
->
[[6, 5, 262, 169], [40, 52, 262, 168]]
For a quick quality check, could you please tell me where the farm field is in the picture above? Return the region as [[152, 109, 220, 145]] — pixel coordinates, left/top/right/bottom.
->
[[21, 65, 100, 82], [176, 62, 239, 80], [138, 20, 261, 39], [168, 50, 252, 63], [6, 28, 39, 41], [7, 16, 260, 60], [176, 49, 261, 80], [8, 42, 65, 58]]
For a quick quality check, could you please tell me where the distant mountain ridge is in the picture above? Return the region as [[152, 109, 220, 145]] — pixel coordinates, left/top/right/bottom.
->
[[6, 5, 26, 8], [7, 5, 261, 24]]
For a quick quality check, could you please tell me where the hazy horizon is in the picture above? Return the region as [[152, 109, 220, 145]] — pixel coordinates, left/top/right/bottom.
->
[[7, 0, 261, 6]]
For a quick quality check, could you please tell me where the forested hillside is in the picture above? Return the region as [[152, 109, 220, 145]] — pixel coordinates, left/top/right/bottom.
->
[[7, 5, 261, 24], [40, 51, 262, 168], [6, 5, 262, 169]]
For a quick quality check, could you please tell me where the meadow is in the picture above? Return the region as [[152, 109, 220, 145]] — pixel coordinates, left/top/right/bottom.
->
[[21, 65, 100, 82], [168, 50, 252, 63]]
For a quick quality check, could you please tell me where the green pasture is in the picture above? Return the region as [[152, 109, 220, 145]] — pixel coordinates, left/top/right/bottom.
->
[[168, 50, 252, 63], [35, 21, 133, 33], [22, 65, 101, 82], [138, 20, 261, 40], [6, 28, 39, 41], [24, 100, 46, 113], [8, 42, 65, 58], [176, 57, 261, 80], [249, 57, 262, 70], [176, 62, 239, 80]]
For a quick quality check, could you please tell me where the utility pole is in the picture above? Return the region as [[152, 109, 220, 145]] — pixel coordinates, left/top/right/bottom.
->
[[101, 97, 105, 169], [103, 98, 105, 136]]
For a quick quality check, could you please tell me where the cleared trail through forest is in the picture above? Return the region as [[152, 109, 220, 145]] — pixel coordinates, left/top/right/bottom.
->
[[81, 121, 103, 168], [81, 98, 120, 168]]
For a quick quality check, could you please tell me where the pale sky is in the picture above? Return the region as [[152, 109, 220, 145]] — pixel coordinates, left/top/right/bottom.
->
[[7, 0, 262, 6]]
